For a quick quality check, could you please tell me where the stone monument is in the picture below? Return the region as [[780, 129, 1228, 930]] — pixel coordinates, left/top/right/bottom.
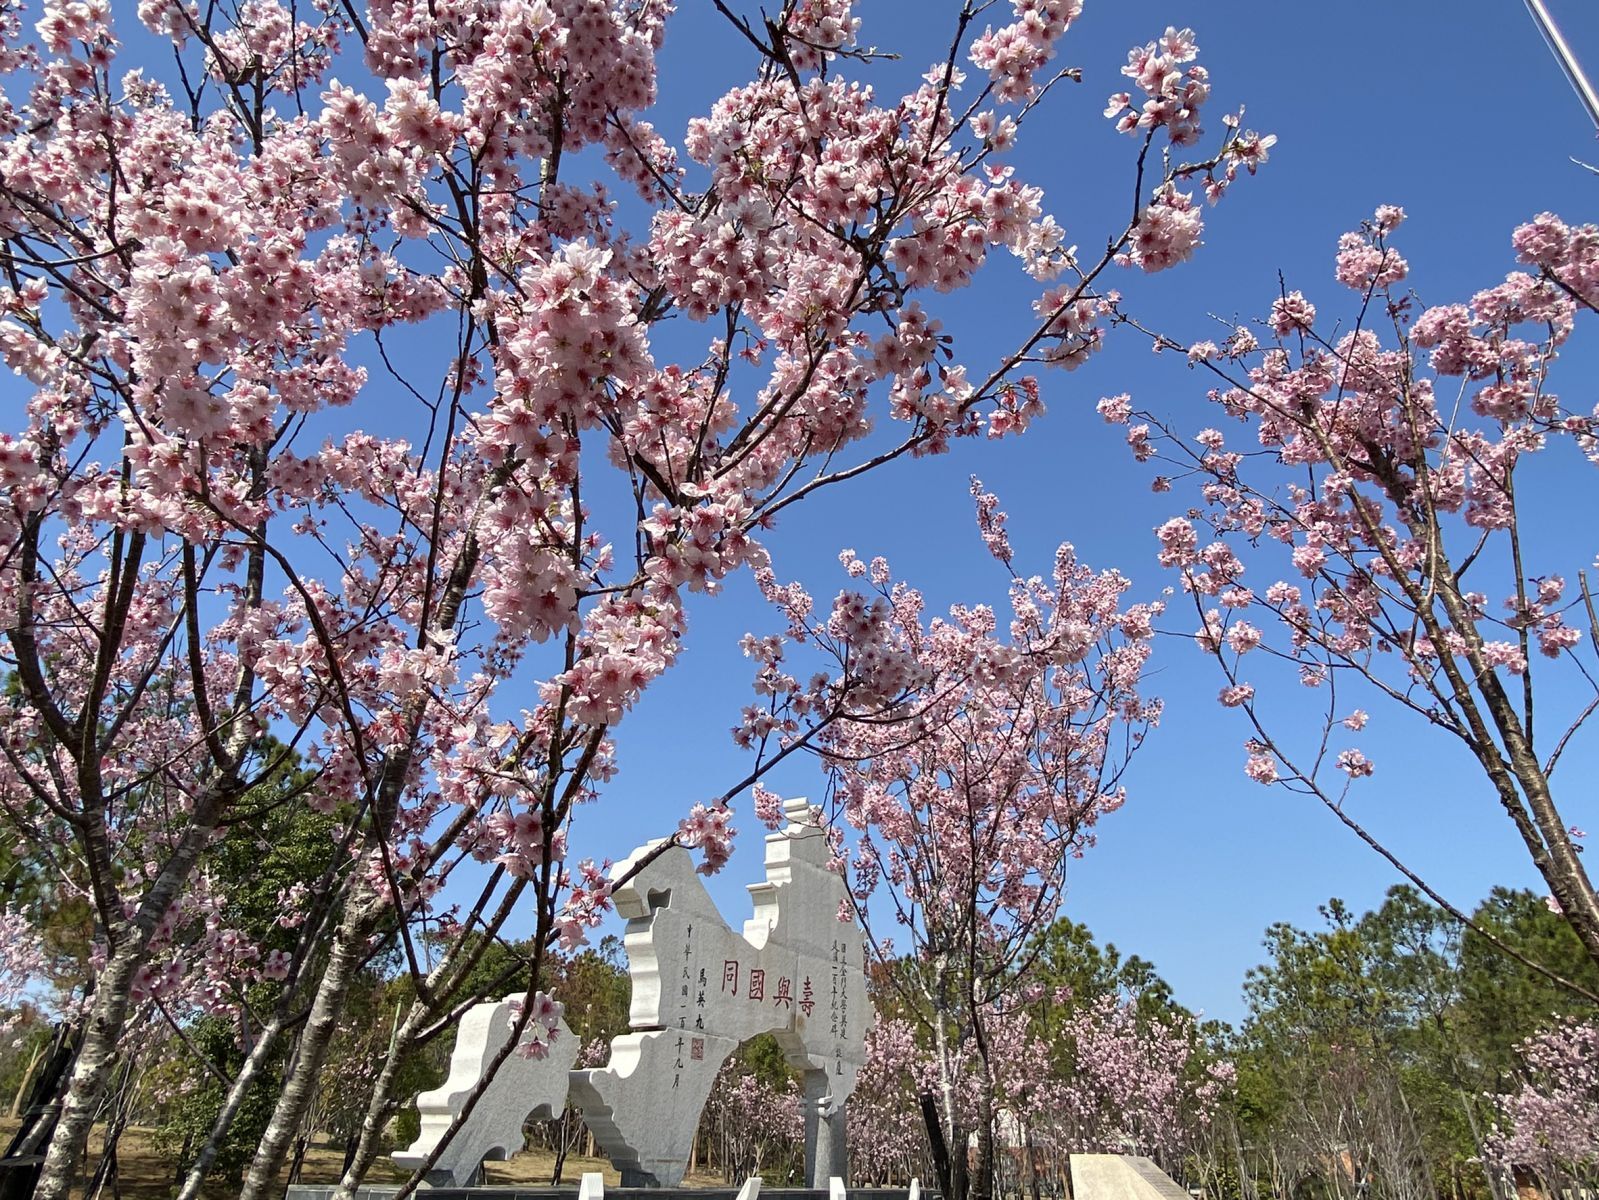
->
[[395, 798, 869, 1188], [392, 996, 581, 1185]]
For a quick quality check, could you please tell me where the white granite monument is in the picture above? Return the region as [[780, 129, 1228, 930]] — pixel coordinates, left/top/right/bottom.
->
[[393, 996, 581, 1185], [395, 798, 869, 1188]]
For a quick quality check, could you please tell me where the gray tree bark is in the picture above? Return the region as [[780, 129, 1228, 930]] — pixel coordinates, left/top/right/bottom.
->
[[236, 896, 377, 1200]]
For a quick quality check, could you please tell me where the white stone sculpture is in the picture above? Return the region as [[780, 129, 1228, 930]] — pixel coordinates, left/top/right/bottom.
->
[[393, 995, 580, 1185], [392, 799, 869, 1188], [571, 797, 868, 1185]]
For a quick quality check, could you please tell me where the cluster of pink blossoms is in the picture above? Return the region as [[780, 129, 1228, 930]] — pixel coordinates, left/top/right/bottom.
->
[[1485, 1019, 1599, 1189], [1111, 205, 1599, 793], [0, 1, 1276, 1191], [970, 0, 1082, 103], [507, 992, 567, 1060], [1058, 991, 1234, 1159], [1106, 26, 1208, 145]]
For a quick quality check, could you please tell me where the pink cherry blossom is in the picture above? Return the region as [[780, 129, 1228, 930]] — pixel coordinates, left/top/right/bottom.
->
[[750, 487, 1162, 1191], [0, 3, 1268, 1195], [1485, 1020, 1599, 1191], [1128, 204, 1599, 967]]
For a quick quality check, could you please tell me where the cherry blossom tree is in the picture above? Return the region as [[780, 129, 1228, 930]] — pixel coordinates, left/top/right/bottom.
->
[[704, 1058, 804, 1184], [1484, 1018, 1599, 1194], [844, 948, 1230, 1195], [0, 906, 45, 1033], [1054, 991, 1234, 1171], [747, 483, 1162, 1200], [1117, 208, 1599, 974], [847, 1001, 1063, 1194], [0, 0, 1268, 1195], [848, 1016, 933, 1186]]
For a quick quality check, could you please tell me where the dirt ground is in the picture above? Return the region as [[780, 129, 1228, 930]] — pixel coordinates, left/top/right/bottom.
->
[[1, 1121, 731, 1197]]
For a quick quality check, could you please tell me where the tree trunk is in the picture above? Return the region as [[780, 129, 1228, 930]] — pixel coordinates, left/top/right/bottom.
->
[[237, 896, 376, 1200], [920, 1091, 954, 1200], [288, 1135, 309, 1186], [332, 1000, 428, 1194], [8, 1041, 43, 1119], [33, 945, 145, 1200], [174, 1007, 290, 1200], [969, 1064, 995, 1200], [932, 1012, 969, 1200], [552, 1117, 573, 1185]]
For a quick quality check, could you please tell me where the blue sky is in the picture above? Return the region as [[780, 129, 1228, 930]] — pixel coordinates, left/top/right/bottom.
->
[[556, 0, 1599, 1026]]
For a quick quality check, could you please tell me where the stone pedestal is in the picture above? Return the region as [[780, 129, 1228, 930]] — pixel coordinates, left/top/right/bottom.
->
[[823, 1098, 847, 1183], [802, 1069, 848, 1187]]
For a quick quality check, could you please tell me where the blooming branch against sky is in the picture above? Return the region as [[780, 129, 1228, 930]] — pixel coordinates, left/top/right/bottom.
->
[[584, 0, 1599, 1024]]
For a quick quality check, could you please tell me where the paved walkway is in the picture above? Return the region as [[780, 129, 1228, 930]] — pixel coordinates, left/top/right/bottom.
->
[[1070, 1155, 1190, 1200]]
